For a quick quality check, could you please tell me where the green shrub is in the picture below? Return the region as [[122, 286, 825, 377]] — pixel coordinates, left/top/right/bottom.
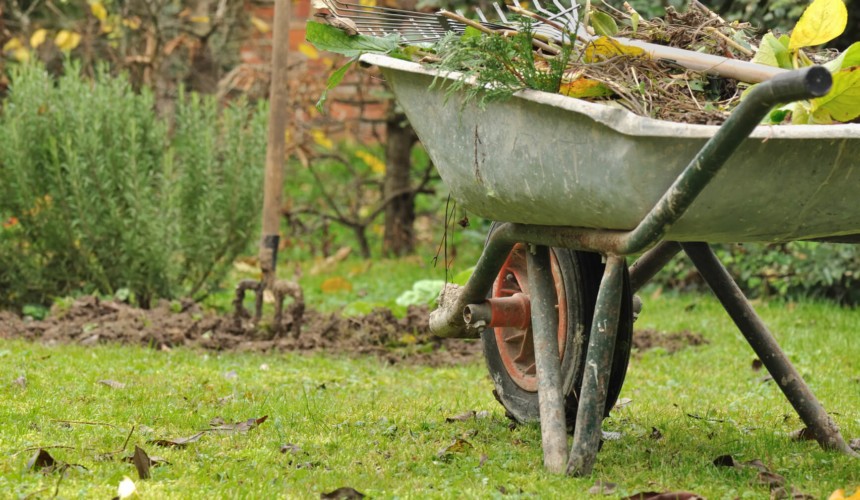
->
[[0, 64, 267, 309], [653, 242, 860, 305]]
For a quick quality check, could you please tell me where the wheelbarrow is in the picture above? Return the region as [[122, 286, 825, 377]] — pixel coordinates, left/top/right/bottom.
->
[[360, 53, 860, 475]]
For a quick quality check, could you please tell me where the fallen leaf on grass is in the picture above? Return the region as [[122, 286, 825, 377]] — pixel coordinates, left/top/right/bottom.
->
[[116, 476, 136, 499], [26, 448, 86, 474], [755, 470, 786, 488], [445, 411, 476, 422], [12, 375, 26, 388], [437, 437, 472, 458], [98, 379, 126, 389], [712, 454, 769, 472], [209, 415, 268, 433], [27, 449, 56, 471], [149, 431, 205, 447], [281, 443, 302, 454], [132, 445, 151, 479], [772, 485, 816, 499], [614, 398, 633, 410], [623, 493, 703, 500], [589, 480, 617, 495], [479, 453, 488, 467], [829, 488, 860, 500], [321, 486, 365, 499], [789, 427, 816, 441]]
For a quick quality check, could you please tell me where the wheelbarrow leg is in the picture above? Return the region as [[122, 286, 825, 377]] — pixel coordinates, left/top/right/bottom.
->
[[526, 245, 568, 473], [682, 242, 857, 456], [567, 255, 625, 476]]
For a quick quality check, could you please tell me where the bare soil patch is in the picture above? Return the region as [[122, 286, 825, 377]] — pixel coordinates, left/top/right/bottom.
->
[[0, 297, 706, 364]]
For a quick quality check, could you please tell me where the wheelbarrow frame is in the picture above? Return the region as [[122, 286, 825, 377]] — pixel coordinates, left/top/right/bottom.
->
[[364, 54, 858, 475]]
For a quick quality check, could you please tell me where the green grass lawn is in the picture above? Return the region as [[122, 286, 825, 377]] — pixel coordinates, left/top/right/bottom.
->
[[1, 294, 858, 499]]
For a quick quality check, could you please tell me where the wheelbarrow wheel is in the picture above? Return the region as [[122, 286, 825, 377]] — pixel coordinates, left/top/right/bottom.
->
[[481, 223, 633, 432]]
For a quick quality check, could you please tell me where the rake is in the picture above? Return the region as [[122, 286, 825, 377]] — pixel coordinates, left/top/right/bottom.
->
[[315, 0, 582, 43]]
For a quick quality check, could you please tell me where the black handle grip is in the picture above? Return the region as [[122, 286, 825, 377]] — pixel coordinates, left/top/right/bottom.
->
[[757, 65, 832, 104]]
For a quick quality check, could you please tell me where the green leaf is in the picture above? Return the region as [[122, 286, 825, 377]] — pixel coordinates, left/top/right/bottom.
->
[[316, 58, 356, 111], [590, 11, 619, 37], [812, 66, 860, 121], [824, 42, 860, 72], [630, 11, 640, 35], [752, 33, 792, 69], [461, 26, 483, 41], [305, 21, 401, 58], [788, 0, 847, 50]]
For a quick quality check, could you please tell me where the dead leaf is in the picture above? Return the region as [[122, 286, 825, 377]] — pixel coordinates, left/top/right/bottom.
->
[[771, 485, 815, 499], [321, 486, 365, 499], [649, 427, 663, 440], [614, 398, 633, 410], [149, 431, 205, 447], [280, 443, 302, 454], [209, 416, 226, 426], [12, 375, 26, 388], [589, 480, 618, 495], [622, 493, 704, 500], [98, 379, 126, 389], [713, 454, 770, 472], [132, 445, 151, 479], [479, 454, 488, 467], [437, 437, 472, 458], [789, 427, 816, 441], [446, 411, 476, 423], [26, 449, 56, 472], [756, 470, 786, 489], [209, 415, 268, 433]]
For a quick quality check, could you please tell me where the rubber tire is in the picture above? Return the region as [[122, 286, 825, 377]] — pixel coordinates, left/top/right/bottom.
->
[[481, 224, 633, 432]]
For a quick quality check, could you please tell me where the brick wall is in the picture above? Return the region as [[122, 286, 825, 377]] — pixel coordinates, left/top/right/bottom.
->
[[241, 0, 390, 143]]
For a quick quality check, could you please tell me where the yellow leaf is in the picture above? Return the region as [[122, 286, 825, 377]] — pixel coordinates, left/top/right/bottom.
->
[[584, 36, 646, 62], [13, 47, 31, 62], [829, 488, 860, 500], [30, 29, 48, 48], [90, 1, 108, 21], [789, 0, 847, 50], [3, 38, 23, 52], [311, 129, 333, 150], [355, 150, 385, 174], [250, 16, 271, 33], [320, 277, 353, 293], [811, 66, 860, 121], [190, 16, 210, 24], [122, 17, 142, 30], [559, 77, 613, 98], [299, 42, 320, 60], [54, 30, 82, 51]]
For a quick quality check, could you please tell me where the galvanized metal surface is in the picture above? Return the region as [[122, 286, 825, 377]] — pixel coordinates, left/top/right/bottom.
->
[[362, 54, 860, 243], [526, 246, 568, 473]]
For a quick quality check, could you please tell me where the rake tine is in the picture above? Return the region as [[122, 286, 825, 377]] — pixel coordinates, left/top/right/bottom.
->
[[475, 6, 489, 23], [492, 2, 511, 24]]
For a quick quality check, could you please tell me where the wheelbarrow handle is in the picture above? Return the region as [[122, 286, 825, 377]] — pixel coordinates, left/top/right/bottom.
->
[[755, 65, 832, 105], [612, 65, 833, 255]]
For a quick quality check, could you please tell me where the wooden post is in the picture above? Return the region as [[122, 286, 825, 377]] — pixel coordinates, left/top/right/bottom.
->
[[259, 0, 292, 288]]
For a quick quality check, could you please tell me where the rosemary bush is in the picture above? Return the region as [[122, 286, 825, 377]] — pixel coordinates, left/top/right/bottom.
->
[[0, 64, 266, 309]]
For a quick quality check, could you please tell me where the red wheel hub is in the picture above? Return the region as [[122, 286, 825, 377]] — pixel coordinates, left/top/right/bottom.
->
[[492, 244, 568, 392]]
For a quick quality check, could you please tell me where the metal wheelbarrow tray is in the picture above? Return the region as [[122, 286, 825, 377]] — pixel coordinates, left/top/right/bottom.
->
[[362, 53, 860, 475]]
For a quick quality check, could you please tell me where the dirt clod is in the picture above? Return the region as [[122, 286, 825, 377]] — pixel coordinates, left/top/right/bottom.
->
[[633, 328, 708, 354]]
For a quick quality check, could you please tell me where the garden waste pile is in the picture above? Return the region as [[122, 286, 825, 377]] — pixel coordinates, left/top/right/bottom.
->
[[308, 0, 860, 125]]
